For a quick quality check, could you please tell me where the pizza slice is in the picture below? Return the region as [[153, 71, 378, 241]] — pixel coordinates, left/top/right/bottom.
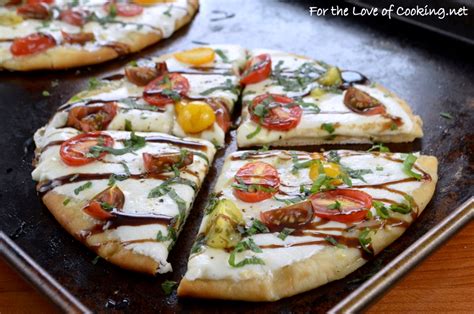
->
[[178, 149, 437, 301], [0, 0, 198, 71], [37, 44, 246, 147], [32, 128, 216, 274], [236, 49, 423, 147]]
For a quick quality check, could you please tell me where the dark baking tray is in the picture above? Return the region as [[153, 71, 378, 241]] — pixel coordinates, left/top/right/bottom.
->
[[1, 0, 473, 312]]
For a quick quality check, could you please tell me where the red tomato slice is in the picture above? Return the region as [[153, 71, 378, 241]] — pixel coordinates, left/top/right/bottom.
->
[[343, 87, 386, 116], [208, 100, 231, 133], [250, 94, 302, 131], [17, 4, 50, 19], [66, 102, 118, 132], [104, 3, 143, 17], [10, 33, 56, 56], [260, 200, 314, 232], [143, 73, 190, 106], [27, 0, 54, 3], [60, 9, 85, 26], [143, 151, 193, 174], [60, 132, 114, 167], [84, 186, 125, 220], [240, 53, 272, 85], [233, 161, 280, 203], [309, 189, 372, 223]]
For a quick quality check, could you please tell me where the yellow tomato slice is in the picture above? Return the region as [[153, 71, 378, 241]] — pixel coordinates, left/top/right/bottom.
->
[[174, 47, 215, 66], [309, 162, 343, 185], [176, 101, 216, 134]]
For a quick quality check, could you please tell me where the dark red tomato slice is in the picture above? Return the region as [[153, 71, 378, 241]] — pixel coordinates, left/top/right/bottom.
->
[[27, 0, 54, 3], [343, 87, 386, 116], [104, 3, 143, 17], [60, 132, 114, 167], [60, 9, 85, 26], [84, 186, 125, 220], [309, 189, 372, 223], [208, 100, 231, 133], [66, 102, 118, 132], [10, 33, 56, 56], [233, 161, 280, 203], [143, 73, 190, 106], [260, 200, 314, 232], [143, 151, 193, 174], [240, 53, 272, 85], [250, 94, 302, 131], [17, 4, 50, 20]]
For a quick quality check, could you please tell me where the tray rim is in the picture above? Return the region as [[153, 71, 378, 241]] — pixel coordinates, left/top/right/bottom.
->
[[1, 197, 472, 313]]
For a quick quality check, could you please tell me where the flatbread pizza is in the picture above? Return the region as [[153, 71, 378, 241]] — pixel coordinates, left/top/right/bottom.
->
[[32, 128, 215, 274], [0, 0, 199, 71], [236, 49, 423, 147], [178, 149, 437, 301]]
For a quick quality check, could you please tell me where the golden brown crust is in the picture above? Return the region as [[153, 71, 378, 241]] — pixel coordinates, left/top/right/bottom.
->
[[42, 191, 159, 275], [178, 155, 438, 301], [0, 0, 199, 71]]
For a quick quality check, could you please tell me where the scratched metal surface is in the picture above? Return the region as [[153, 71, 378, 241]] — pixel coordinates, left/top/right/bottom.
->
[[0, 0, 473, 312]]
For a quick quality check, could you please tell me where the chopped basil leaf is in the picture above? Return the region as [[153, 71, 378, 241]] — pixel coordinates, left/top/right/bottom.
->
[[74, 181, 92, 195], [246, 219, 269, 236], [389, 195, 413, 214], [310, 174, 336, 193], [325, 236, 346, 248], [246, 124, 262, 139], [358, 228, 373, 254], [89, 132, 146, 156], [390, 123, 398, 130], [321, 123, 335, 134], [373, 201, 389, 219], [91, 255, 101, 265], [161, 280, 177, 295], [204, 193, 219, 215], [42, 90, 50, 97], [327, 151, 341, 163], [376, 166, 384, 171], [156, 226, 177, 242], [88, 77, 103, 90], [214, 48, 230, 63], [163, 5, 173, 17], [190, 234, 206, 254], [402, 154, 422, 180], [273, 195, 305, 205], [344, 168, 372, 183], [62, 198, 71, 206], [367, 143, 390, 152], [440, 112, 453, 120], [228, 238, 265, 268], [124, 119, 133, 131], [278, 228, 295, 240], [328, 200, 341, 210]]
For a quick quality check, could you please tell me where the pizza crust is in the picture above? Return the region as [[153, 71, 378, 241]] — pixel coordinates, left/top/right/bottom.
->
[[1, 0, 199, 71], [178, 156, 438, 301], [43, 190, 160, 275]]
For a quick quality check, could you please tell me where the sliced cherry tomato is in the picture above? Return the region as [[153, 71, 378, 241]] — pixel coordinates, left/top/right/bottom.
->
[[143, 73, 190, 106], [84, 186, 125, 220], [240, 53, 271, 85], [174, 47, 215, 66], [260, 200, 313, 232], [143, 151, 193, 174], [27, 0, 54, 3], [233, 161, 280, 203], [10, 33, 56, 56], [66, 102, 118, 132], [207, 99, 231, 133], [250, 94, 302, 131], [60, 9, 86, 26], [104, 2, 143, 17], [309, 189, 372, 223], [17, 4, 50, 20], [60, 132, 114, 167], [343, 87, 386, 116], [61, 31, 95, 45]]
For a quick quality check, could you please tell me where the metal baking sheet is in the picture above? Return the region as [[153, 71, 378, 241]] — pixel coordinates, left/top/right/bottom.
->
[[1, 0, 473, 312]]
